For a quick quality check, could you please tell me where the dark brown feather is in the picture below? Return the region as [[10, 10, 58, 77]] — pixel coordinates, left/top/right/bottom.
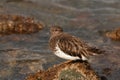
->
[[57, 33, 90, 58], [49, 32, 93, 59], [49, 26, 104, 60]]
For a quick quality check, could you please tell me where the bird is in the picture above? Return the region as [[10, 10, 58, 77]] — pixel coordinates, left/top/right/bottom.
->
[[49, 26, 104, 61]]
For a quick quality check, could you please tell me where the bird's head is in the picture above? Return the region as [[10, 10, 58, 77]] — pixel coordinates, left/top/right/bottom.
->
[[50, 26, 63, 36]]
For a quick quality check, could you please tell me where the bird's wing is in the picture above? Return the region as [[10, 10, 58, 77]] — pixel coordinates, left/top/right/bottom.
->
[[57, 34, 90, 58]]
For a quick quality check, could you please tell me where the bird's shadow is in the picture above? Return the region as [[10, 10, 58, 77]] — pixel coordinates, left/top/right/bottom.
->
[[67, 59, 89, 64]]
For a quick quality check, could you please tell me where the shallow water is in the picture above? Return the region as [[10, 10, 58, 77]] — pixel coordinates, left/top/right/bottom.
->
[[0, 0, 120, 80]]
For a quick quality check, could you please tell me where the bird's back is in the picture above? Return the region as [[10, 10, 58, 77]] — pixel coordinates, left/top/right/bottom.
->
[[50, 33, 91, 59]]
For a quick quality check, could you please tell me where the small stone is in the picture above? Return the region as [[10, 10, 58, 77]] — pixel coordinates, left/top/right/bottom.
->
[[106, 27, 120, 40]]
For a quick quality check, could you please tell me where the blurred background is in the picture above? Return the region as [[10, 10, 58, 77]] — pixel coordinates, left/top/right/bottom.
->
[[0, 0, 120, 80]]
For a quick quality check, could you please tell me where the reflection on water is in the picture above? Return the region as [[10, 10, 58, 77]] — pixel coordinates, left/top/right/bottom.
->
[[0, 0, 120, 80]]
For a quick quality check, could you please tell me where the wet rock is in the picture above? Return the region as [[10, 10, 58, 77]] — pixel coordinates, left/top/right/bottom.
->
[[102, 68, 112, 76], [106, 27, 120, 40], [100, 76, 108, 80], [0, 49, 47, 80], [0, 14, 44, 35], [25, 60, 101, 80]]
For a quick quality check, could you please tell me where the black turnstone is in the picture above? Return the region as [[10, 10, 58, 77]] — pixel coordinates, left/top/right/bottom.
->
[[49, 26, 103, 61]]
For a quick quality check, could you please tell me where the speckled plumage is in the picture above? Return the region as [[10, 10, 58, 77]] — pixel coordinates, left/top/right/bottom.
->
[[49, 26, 103, 60]]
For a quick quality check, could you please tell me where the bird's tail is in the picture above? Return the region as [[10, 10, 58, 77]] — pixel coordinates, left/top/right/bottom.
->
[[88, 47, 105, 55]]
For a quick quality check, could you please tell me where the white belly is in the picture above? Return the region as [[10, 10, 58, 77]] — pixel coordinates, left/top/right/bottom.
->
[[55, 44, 80, 60]]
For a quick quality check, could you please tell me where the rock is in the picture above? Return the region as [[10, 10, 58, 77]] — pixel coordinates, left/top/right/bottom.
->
[[25, 60, 101, 80], [0, 14, 44, 35], [106, 27, 120, 40], [102, 68, 112, 76]]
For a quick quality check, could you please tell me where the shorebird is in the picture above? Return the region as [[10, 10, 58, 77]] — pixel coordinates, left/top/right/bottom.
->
[[49, 26, 103, 61]]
